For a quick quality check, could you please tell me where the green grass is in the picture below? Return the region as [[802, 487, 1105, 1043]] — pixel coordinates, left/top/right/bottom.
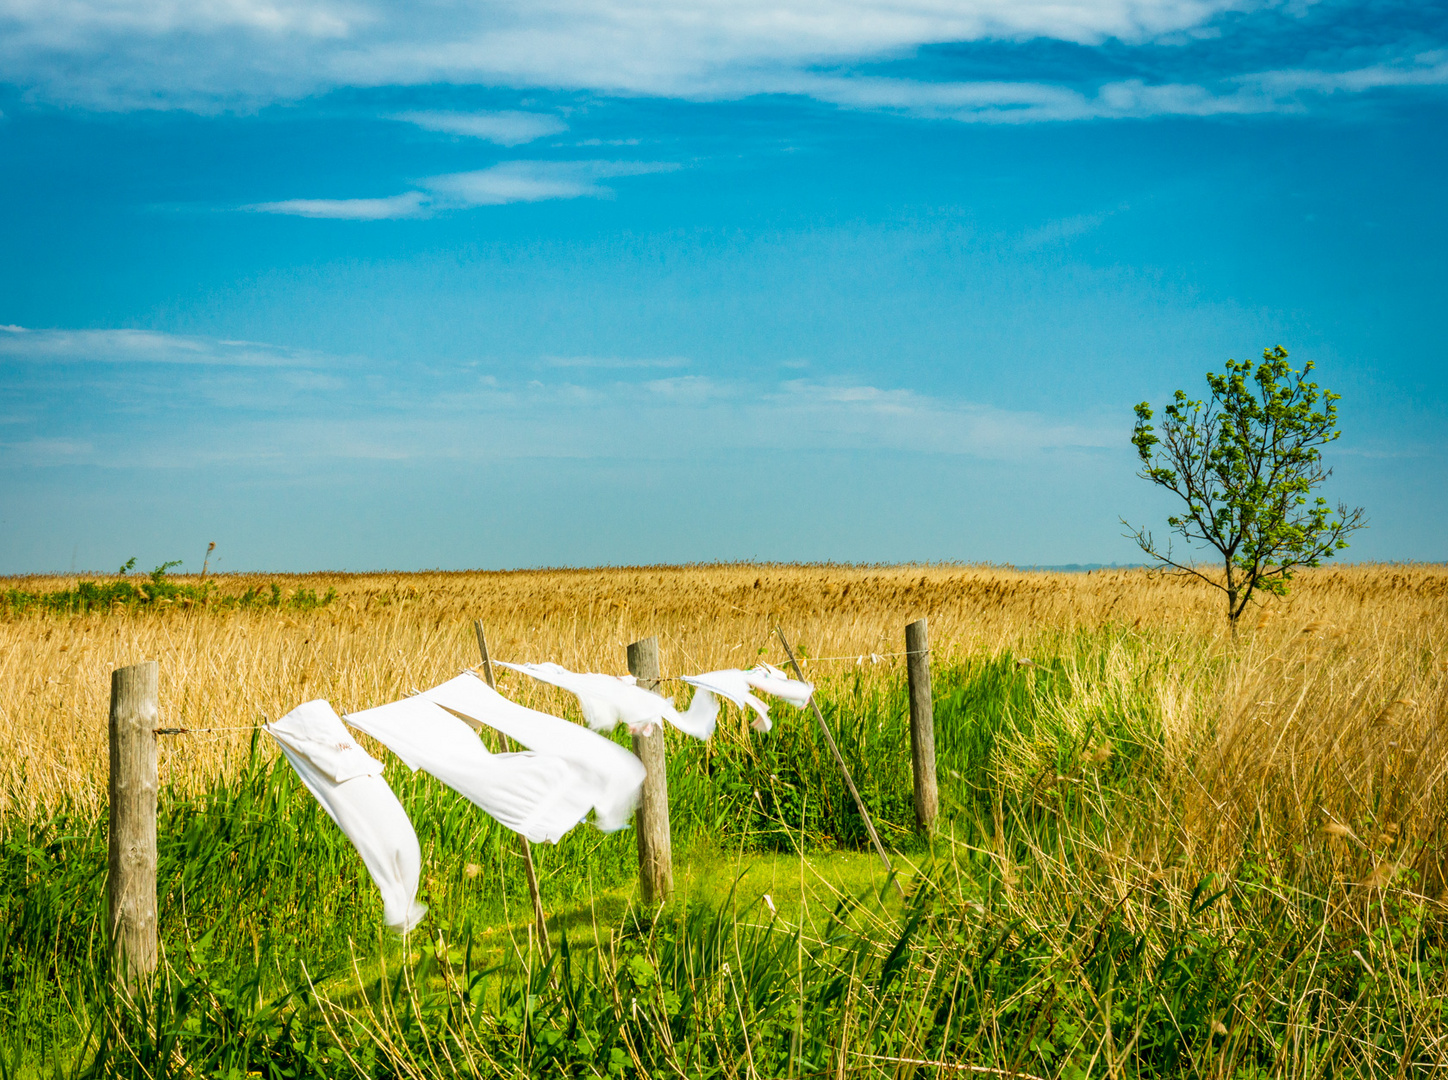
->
[[0, 562, 337, 616], [3, 630, 1446, 1077]]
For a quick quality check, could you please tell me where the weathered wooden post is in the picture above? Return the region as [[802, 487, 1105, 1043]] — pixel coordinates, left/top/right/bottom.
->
[[474, 620, 551, 959], [108, 660, 159, 986], [628, 635, 672, 902], [905, 618, 937, 833]]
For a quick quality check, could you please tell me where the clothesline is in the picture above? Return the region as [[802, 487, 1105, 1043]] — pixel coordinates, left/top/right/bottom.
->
[[155, 724, 260, 735], [154, 632, 905, 931], [487, 648, 926, 682], [758, 648, 926, 664], [152, 650, 925, 736]]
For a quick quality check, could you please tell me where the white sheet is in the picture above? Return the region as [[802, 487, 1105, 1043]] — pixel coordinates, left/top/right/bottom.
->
[[495, 661, 715, 740], [679, 669, 773, 732], [679, 664, 816, 734], [344, 695, 598, 844], [745, 663, 815, 707], [422, 671, 647, 832], [266, 699, 427, 934]]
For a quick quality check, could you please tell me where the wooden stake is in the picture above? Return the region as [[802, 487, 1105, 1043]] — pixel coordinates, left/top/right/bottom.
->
[[775, 628, 901, 891], [472, 620, 497, 691], [628, 636, 673, 903], [473, 620, 550, 960], [905, 618, 937, 833], [108, 660, 159, 985]]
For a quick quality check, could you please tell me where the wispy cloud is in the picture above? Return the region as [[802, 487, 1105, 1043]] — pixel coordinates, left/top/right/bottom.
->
[[0, 325, 330, 366], [248, 192, 428, 220], [392, 109, 568, 145], [0, 0, 1442, 126], [0, 327, 1121, 470], [780, 49, 1448, 124], [1019, 208, 1119, 249], [0, 0, 1250, 111], [1, 438, 95, 467], [425, 160, 679, 205], [248, 159, 680, 219], [787, 72, 1281, 123], [544, 355, 690, 369], [1246, 50, 1448, 95]]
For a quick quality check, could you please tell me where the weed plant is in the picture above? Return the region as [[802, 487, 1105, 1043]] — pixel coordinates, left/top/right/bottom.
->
[[0, 561, 336, 618]]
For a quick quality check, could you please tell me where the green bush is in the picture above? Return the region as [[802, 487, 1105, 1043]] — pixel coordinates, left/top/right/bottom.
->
[[0, 561, 337, 617]]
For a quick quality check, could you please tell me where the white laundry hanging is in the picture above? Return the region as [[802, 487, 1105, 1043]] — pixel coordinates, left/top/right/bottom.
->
[[679, 669, 772, 732], [265, 699, 427, 934], [744, 663, 814, 707], [494, 661, 715, 740], [680, 663, 816, 734], [422, 671, 647, 832], [344, 695, 598, 845]]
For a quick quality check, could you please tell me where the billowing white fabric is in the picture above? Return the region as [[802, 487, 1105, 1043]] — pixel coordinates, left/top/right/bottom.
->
[[423, 671, 646, 832], [495, 661, 715, 740], [344, 695, 597, 844], [680, 664, 816, 734], [679, 669, 772, 732], [265, 699, 427, 933], [744, 663, 815, 707]]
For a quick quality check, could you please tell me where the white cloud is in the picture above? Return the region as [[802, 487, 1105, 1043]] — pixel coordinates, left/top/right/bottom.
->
[[787, 72, 1285, 123], [642, 375, 718, 403], [245, 159, 680, 218], [545, 355, 689, 369], [0, 0, 1441, 124], [0, 324, 329, 365], [1, 437, 95, 466], [1019, 209, 1115, 249], [757, 379, 1116, 457], [0, 0, 1250, 110], [392, 109, 568, 144], [424, 159, 679, 206], [1246, 50, 1448, 95], [247, 191, 427, 219], [780, 50, 1448, 124]]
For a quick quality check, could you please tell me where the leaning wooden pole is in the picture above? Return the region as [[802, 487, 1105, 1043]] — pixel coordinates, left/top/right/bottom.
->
[[474, 620, 551, 960], [628, 635, 673, 903], [108, 660, 159, 986], [775, 628, 900, 889]]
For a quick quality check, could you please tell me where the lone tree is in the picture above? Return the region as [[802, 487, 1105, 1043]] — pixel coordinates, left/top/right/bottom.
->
[[1126, 346, 1366, 626]]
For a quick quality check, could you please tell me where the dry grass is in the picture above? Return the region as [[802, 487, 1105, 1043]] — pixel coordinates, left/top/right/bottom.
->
[[2, 562, 1445, 855]]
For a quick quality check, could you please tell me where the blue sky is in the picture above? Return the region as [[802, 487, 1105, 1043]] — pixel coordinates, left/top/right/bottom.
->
[[1, 0, 1444, 572]]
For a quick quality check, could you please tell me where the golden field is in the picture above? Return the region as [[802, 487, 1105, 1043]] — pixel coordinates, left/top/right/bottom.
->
[[5, 561, 1448, 1078], [3, 561, 1445, 885]]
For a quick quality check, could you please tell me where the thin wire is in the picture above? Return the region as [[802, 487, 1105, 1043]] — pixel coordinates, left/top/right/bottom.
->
[[154, 724, 261, 735], [156, 645, 930, 736], [786, 649, 926, 663], [482, 648, 928, 683]]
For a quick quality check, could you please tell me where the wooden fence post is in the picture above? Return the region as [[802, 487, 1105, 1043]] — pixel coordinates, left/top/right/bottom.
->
[[905, 618, 937, 833], [108, 660, 159, 986], [473, 621, 551, 960], [628, 636, 673, 903]]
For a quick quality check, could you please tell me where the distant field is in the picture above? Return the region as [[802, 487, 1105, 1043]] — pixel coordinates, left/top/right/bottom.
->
[[2, 562, 1446, 1077], [3, 562, 1444, 817]]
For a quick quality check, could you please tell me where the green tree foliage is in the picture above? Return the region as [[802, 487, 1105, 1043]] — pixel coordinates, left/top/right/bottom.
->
[[1126, 347, 1366, 625]]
